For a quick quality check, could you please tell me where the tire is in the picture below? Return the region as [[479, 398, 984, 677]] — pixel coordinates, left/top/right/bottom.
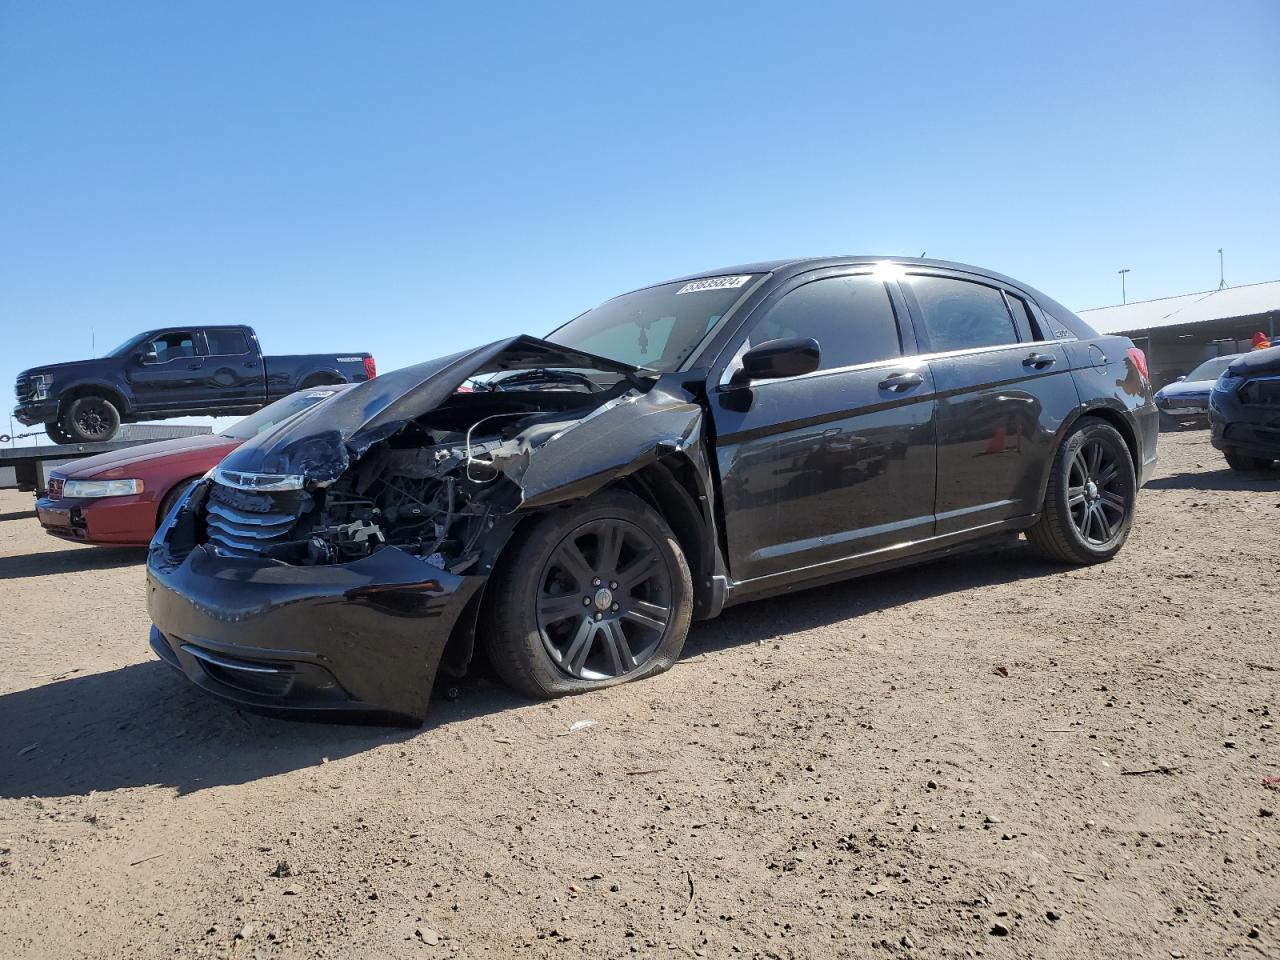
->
[[59, 395, 121, 443], [1027, 418, 1137, 565], [483, 489, 693, 699], [1223, 449, 1272, 471], [44, 422, 75, 444], [157, 476, 202, 529]]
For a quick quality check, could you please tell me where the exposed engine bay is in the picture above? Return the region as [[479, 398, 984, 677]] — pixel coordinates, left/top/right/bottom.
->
[[199, 378, 641, 571]]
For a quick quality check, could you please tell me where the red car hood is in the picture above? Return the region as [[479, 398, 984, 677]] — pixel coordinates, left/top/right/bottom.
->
[[58, 433, 242, 479]]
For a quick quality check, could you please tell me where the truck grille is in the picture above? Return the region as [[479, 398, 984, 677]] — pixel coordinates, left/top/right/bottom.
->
[[204, 483, 307, 558], [15, 376, 32, 403]]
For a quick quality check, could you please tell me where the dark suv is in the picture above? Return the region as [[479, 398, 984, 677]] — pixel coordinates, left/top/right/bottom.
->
[[1209, 345, 1280, 470], [147, 257, 1158, 723]]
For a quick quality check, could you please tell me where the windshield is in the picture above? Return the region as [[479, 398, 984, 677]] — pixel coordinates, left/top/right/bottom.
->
[[108, 333, 150, 358], [220, 387, 347, 439], [546, 274, 761, 371], [1186, 356, 1237, 382]]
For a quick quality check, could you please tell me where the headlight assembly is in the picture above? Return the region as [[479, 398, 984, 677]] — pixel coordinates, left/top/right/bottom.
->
[[62, 478, 144, 498]]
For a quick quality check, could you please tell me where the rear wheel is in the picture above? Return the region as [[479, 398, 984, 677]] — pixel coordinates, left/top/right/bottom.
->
[[59, 395, 121, 443], [1027, 418, 1137, 564], [484, 489, 693, 699], [1224, 449, 1272, 471]]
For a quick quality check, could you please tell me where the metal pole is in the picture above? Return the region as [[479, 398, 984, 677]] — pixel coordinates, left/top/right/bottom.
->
[[1218, 249, 1226, 289], [1118, 268, 1131, 304]]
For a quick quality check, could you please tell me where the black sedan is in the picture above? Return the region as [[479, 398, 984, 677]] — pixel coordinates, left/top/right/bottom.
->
[[1209, 345, 1280, 470], [147, 257, 1158, 723]]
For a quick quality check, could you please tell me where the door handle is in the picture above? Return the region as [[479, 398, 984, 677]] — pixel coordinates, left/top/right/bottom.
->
[[878, 370, 925, 392], [1023, 352, 1056, 369], [188, 363, 203, 370], [244, 361, 257, 368]]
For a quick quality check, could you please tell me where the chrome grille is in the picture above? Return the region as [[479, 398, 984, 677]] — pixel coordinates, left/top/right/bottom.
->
[[15, 376, 31, 403], [204, 483, 305, 558]]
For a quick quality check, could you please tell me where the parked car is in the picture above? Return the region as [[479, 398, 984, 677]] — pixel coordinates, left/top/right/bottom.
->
[[1154, 354, 1242, 431], [14, 325, 374, 444], [1209, 344, 1280, 470], [36, 385, 351, 545], [147, 257, 1158, 723]]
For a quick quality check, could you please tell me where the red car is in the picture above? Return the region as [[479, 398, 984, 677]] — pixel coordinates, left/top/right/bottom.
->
[[36, 385, 349, 546]]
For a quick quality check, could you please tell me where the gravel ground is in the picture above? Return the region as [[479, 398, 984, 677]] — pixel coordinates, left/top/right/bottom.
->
[[1, 431, 1277, 959]]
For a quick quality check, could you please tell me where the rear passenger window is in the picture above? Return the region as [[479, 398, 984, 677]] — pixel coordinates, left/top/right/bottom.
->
[[205, 329, 250, 355], [1003, 292, 1038, 342], [748, 275, 901, 372], [907, 276, 1018, 352]]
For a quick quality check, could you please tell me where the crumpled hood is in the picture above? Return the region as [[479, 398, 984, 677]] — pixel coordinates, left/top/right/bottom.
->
[[1227, 345, 1280, 377], [58, 433, 239, 478], [214, 335, 644, 485]]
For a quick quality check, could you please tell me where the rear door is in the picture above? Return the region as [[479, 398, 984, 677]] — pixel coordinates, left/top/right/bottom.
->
[[201, 327, 264, 406], [899, 272, 1078, 534], [709, 269, 938, 585]]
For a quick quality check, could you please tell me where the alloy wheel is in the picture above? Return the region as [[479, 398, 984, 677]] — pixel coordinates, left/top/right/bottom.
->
[[535, 517, 672, 680], [1067, 438, 1129, 545]]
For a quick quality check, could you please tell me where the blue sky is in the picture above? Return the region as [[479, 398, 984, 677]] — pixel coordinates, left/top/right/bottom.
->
[[3, 1, 1278, 440]]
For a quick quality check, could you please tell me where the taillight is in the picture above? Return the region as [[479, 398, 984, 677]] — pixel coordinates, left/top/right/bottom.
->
[[1126, 346, 1149, 382], [363, 356, 377, 379]]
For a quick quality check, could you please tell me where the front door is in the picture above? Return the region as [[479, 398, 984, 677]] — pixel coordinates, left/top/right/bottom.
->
[[710, 271, 938, 585], [899, 273, 1078, 534], [129, 330, 208, 411]]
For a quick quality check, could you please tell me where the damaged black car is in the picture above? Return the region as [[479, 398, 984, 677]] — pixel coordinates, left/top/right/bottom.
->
[[147, 257, 1158, 722]]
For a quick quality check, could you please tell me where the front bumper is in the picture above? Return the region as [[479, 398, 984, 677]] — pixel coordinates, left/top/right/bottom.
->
[[14, 400, 57, 426], [36, 494, 157, 546], [1209, 389, 1280, 459], [147, 514, 484, 723]]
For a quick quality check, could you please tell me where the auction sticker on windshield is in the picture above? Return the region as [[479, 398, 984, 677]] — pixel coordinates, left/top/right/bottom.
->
[[676, 275, 752, 295]]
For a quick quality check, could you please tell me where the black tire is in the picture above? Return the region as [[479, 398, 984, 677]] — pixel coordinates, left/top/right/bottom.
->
[[1223, 449, 1272, 472], [60, 395, 121, 443], [44, 422, 75, 444], [157, 476, 202, 528], [483, 489, 693, 699], [1027, 418, 1137, 565]]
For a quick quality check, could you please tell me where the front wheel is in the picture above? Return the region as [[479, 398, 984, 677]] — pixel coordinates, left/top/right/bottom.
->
[[483, 489, 693, 699], [1027, 418, 1137, 564], [59, 395, 121, 443], [45, 422, 75, 444], [1224, 449, 1273, 471]]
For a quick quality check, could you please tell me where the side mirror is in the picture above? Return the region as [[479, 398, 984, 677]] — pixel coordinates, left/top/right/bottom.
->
[[1175, 375, 1186, 382], [139, 347, 159, 364], [737, 337, 821, 383]]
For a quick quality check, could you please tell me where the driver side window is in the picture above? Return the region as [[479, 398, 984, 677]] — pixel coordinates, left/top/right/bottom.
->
[[147, 331, 196, 362], [747, 275, 902, 372]]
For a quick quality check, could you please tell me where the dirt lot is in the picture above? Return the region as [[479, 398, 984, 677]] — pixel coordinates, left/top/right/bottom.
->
[[1, 431, 1277, 960]]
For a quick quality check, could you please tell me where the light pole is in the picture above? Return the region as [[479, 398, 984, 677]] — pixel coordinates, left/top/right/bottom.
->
[[1218, 248, 1227, 289], [1118, 268, 1131, 305]]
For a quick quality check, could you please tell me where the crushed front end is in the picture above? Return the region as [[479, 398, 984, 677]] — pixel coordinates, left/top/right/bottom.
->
[[146, 335, 701, 723]]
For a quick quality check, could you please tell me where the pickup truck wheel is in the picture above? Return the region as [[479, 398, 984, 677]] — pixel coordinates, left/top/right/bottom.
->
[[483, 490, 693, 699], [60, 395, 121, 443], [45, 422, 75, 444]]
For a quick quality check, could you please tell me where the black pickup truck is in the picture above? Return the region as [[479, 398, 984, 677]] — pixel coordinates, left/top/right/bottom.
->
[[14, 325, 375, 443]]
